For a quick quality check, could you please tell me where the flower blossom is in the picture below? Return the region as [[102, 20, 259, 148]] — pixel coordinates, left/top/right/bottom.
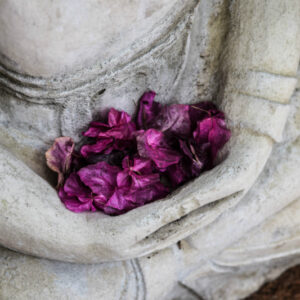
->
[[46, 90, 231, 215]]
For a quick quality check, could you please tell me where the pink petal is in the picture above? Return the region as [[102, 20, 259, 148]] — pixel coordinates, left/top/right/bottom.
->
[[63, 173, 92, 202], [137, 129, 182, 171], [121, 156, 153, 174], [132, 157, 153, 173], [105, 189, 134, 211], [193, 118, 213, 145], [193, 117, 231, 160], [167, 163, 189, 186], [93, 194, 108, 210], [82, 122, 110, 138], [58, 187, 95, 213], [105, 182, 168, 214], [98, 123, 136, 140], [152, 104, 191, 138], [77, 161, 120, 198], [45, 137, 75, 188], [116, 170, 131, 188], [131, 173, 161, 189], [82, 108, 136, 157], [126, 183, 169, 205], [108, 108, 132, 126], [80, 138, 114, 158]]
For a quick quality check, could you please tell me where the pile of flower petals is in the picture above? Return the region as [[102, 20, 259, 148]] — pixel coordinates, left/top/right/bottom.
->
[[46, 91, 231, 215]]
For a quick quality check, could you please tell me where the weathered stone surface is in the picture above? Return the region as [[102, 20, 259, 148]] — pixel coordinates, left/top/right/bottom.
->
[[0, 0, 180, 77], [0, 196, 300, 300], [0, 0, 299, 299], [182, 197, 300, 300]]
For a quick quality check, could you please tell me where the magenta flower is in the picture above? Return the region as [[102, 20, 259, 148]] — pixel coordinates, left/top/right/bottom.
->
[[76, 161, 128, 212], [80, 108, 136, 157], [104, 156, 169, 214], [45, 137, 75, 188], [136, 129, 182, 171], [46, 90, 231, 216], [137, 91, 191, 137], [166, 139, 207, 186], [104, 189, 137, 213], [59, 173, 95, 212], [193, 117, 231, 161], [117, 156, 157, 189], [80, 138, 114, 158], [77, 161, 120, 202], [105, 180, 168, 214], [152, 103, 191, 138], [83, 108, 135, 139]]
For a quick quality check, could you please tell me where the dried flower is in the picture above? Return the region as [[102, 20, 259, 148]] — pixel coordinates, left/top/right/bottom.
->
[[46, 91, 231, 215], [59, 173, 95, 212], [45, 137, 75, 188], [136, 129, 182, 171], [81, 108, 136, 157]]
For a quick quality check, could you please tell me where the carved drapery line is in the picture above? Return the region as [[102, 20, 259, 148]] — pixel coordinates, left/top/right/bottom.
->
[[0, 0, 199, 104]]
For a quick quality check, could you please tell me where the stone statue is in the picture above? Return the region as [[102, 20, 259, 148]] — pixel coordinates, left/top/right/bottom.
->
[[0, 0, 299, 299]]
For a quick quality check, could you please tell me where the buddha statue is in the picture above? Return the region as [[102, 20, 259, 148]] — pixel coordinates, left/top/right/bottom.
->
[[0, 0, 299, 299]]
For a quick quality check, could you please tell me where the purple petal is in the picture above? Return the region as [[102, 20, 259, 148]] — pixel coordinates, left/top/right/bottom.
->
[[80, 138, 114, 158], [152, 104, 191, 138], [116, 170, 131, 188], [137, 129, 182, 171], [165, 139, 208, 186], [131, 173, 161, 189], [45, 137, 75, 188], [105, 182, 169, 214], [100, 123, 136, 140], [166, 150, 203, 187], [166, 162, 189, 186], [82, 122, 109, 138], [103, 206, 123, 216], [77, 161, 120, 198], [132, 157, 153, 174], [127, 183, 169, 205], [82, 108, 136, 155], [105, 189, 134, 211], [83, 109, 133, 138], [193, 118, 212, 144], [63, 173, 92, 202], [193, 117, 231, 160], [118, 156, 160, 190], [118, 157, 159, 189], [108, 108, 132, 127], [179, 139, 194, 160], [121, 156, 133, 170], [99, 108, 136, 141], [58, 187, 95, 213], [189, 102, 225, 130], [121, 156, 153, 174], [137, 91, 162, 129], [93, 194, 108, 210]]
